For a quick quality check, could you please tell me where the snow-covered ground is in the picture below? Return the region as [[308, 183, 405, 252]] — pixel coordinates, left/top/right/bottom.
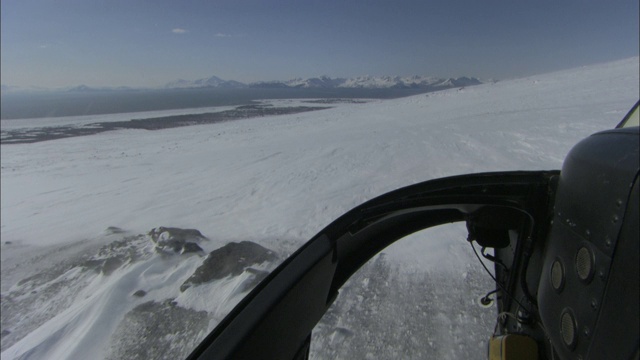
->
[[1, 57, 638, 359]]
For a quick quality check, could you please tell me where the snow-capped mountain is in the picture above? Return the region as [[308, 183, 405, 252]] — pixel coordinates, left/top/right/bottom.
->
[[337, 75, 481, 89], [2, 84, 140, 94], [285, 75, 347, 88], [252, 76, 348, 89], [164, 75, 482, 90], [164, 76, 246, 89], [249, 75, 481, 89], [4, 75, 482, 94], [65, 85, 139, 92]]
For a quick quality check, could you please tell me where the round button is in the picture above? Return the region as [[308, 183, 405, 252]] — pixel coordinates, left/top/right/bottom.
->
[[561, 310, 577, 348], [576, 247, 594, 283]]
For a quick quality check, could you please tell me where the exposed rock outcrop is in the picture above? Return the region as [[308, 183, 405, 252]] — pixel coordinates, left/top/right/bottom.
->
[[148, 227, 206, 254], [180, 241, 278, 292]]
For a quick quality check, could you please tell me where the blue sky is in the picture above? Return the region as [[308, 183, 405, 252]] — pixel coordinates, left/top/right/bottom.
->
[[1, 0, 638, 88]]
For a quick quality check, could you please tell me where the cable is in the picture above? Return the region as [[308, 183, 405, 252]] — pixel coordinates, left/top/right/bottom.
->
[[480, 289, 500, 306], [469, 239, 532, 315], [498, 312, 520, 322], [511, 210, 539, 307], [481, 246, 508, 271], [519, 240, 538, 307], [466, 205, 539, 306], [493, 311, 520, 334]]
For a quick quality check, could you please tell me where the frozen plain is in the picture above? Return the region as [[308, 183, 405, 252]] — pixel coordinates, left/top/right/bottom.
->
[[1, 57, 639, 359]]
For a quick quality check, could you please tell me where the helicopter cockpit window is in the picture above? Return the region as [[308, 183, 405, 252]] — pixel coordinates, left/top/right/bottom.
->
[[310, 223, 495, 359]]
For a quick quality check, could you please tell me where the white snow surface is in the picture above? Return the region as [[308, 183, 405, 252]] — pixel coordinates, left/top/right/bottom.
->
[[1, 57, 639, 360]]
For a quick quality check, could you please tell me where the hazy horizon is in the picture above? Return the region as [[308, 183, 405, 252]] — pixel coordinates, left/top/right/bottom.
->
[[1, 73, 482, 92], [0, 86, 435, 120], [1, 57, 637, 91]]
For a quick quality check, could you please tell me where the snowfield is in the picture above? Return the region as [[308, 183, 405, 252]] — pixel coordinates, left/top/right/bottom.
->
[[1, 57, 638, 359]]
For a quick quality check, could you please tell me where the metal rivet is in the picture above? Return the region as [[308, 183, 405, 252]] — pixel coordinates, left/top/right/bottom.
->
[[612, 215, 619, 224], [616, 199, 622, 208], [583, 326, 590, 338], [599, 270, 606, 281], [590, 299, 598, 310], [605, 237, 612, 248], [585, 229, 591, 237]]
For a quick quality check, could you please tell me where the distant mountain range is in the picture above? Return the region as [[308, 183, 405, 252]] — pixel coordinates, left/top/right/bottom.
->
[[1, 84, 140, 94], [164, 75, 482, 90], [164, 76, 246, 89], [1, 75, 481, 94], [65, 85, 139, 92]]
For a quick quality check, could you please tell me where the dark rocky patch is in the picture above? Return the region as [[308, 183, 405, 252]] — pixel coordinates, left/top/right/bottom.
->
[[303, 98, 369, 104], [148, 227, 206, 254], [80, 234, 149, 274], [101, 257, 124, 275], [181, 242, 204, 254], [132, 290, 147, 297], [149, 227, 206, 242], [180, 241, 278, 292], [1, 105, 329, 144], [105, 226, 126, 234], [235, 104, 274, 110]]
